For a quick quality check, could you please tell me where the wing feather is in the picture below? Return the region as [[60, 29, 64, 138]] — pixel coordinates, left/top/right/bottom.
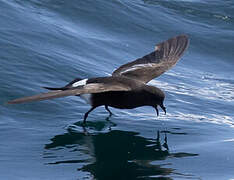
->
[[7, 82, 131, 104], [112, 35, 189, 83]]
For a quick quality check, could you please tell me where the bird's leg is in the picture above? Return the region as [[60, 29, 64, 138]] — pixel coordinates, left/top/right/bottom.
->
[[105, 105, 113, 116], [160, 104, 166, 115], [83, 106, 96, 125], [154, 106, 159, 116]]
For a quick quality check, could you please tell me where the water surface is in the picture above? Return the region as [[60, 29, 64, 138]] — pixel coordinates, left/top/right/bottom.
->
[[0, 0, 234, 179]]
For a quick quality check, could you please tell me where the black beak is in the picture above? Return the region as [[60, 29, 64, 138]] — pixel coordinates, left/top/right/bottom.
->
[[160, 105, 166, 115]]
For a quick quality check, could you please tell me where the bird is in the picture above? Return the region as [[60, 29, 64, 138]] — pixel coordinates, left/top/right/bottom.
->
[[8, 35, 189, 124]]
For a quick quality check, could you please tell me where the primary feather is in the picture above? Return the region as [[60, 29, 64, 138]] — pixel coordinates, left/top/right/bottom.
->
[[112, 35, 189, 83]]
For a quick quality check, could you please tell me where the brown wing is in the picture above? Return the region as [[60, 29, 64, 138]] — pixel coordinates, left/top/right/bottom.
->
[[112, 35, 189, 83], [7, 82, 132, 104]]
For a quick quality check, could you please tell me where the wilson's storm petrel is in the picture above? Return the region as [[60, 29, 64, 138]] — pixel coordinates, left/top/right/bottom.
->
[[8, 35, 189, 124]]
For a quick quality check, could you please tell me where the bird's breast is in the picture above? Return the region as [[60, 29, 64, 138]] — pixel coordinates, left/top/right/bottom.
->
[[91, 91, 150, 109]]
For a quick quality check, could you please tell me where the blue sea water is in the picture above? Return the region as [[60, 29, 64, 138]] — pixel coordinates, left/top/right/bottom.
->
[[0, 0, 234, 179]]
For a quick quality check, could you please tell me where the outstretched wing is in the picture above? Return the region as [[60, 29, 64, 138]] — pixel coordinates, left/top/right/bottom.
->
[[7, 79, 134, 104], [112, 35, 189, 83]]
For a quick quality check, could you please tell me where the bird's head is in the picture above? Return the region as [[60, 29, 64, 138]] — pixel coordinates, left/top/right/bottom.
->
[[146, 86, 166, 115]]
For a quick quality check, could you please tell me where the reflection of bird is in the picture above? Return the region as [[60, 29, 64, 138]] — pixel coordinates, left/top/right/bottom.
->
[[45, 129, 172, 179], [8, 35, 189, 124]]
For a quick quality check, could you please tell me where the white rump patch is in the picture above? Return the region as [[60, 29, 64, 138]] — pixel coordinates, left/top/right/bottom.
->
[[80, 94, 92, 105], [155, 45, 159, 51], [72, 79, 88, 87]]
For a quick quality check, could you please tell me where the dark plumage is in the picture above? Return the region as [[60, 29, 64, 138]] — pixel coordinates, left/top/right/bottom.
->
[[8, 35, 189, 124]]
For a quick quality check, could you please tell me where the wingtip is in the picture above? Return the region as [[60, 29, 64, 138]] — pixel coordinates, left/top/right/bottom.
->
[[177, 34, 190, 47], [178, 34, 189, 43], [175, 34, 189, 41], [172, 34, 189, 45], [179, 34, 190, 54], [168, 34, 190, 57], [155, 34, 189, 51], [169, 34, 189, 45], [4, 101, 12, 106], [178, 34, 189, 38], [7, 99, 21, 104], [7, 101, 12, 105]]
